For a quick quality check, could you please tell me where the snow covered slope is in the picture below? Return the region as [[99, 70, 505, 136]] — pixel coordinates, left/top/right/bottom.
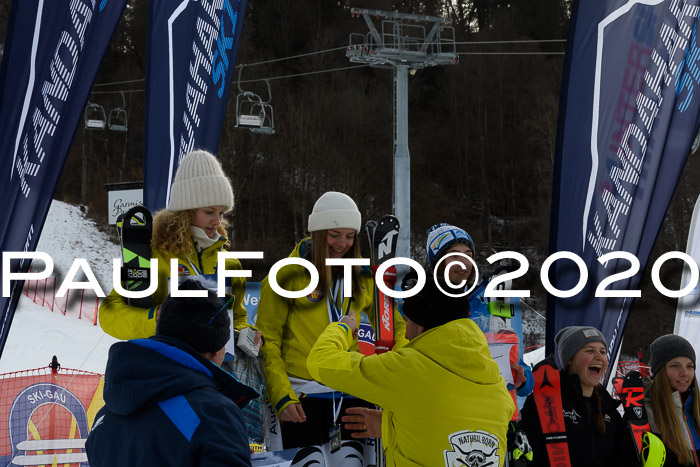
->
[[0, 200, 121, 374]]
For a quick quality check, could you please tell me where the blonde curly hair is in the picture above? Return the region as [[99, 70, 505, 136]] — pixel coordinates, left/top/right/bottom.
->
[[152, 209, 229, 256]]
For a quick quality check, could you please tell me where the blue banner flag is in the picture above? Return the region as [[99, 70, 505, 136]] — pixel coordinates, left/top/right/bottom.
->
[[0, 0, 127, 358], [143, 0, 247, 212], [547, 0, 700, 375]]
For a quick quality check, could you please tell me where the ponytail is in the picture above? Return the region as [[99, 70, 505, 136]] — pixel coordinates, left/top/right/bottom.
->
[[592, 386, 606, 434]]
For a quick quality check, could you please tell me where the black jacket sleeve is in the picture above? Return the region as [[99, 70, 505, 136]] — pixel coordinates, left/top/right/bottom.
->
[[612, 412, 642, 467], [518, 393, 549, 467]]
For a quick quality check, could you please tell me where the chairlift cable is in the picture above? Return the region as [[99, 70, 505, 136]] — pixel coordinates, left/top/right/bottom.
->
[[455, 39, 566, 45], [91, 89, 144, 94], [458, 52, 565, 55], [89, 38, 566, 88], [241, 46, 348, 67], [93, 78, 145, 87], [90, 46, 564, 94], [90, 45, 564, 94], [237, 64, 369, 84]]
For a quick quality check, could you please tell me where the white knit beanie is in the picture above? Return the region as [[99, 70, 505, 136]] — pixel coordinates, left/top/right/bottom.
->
[[167, 150, 234, 212], [308, 191, 361, 232]]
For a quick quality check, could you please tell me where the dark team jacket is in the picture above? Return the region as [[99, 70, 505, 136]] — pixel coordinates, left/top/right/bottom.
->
[[86, 335, 258, 467], [519, 370, 639, 467]]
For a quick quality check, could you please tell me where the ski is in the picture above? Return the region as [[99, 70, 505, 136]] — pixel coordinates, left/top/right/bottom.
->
[[365, 215, 399, 467], [532, 355, 571, 467], [618, 370, 650, 461], [11, 453, 88, 465], [16, 439, 86, 450], [365, 215, 400, 354], [117, 205, 153, 308]]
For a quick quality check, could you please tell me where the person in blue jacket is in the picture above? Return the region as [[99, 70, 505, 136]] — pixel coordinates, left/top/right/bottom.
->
[[426, 223, 534, 406], [86, 280, 258, 467]]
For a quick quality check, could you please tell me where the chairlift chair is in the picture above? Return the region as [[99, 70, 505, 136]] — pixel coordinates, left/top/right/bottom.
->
[[108, 108, 128, 132], [236, 91, 275, 135], [85, 102, 106, 130], [108, 93, 128, 132], [235, 66, 275, 135]]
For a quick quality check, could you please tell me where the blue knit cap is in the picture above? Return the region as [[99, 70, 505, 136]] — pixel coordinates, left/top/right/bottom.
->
[[426, 223, 475, 270]]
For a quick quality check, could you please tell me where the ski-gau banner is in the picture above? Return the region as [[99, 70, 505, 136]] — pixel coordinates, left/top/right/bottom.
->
[[0, 368, 104, 465], [143, 0, 247, 212], [547, 0, 700, 376], [0, 0, 128, 358]]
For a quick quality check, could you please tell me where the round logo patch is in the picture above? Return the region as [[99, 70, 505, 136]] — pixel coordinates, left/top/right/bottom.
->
[[307, 291, 324, 302]]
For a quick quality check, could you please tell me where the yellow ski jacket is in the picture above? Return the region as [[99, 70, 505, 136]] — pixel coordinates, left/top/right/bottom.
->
[[307, 318, 515, 467], [256, 238, 408, 415], [99, 236, 250, 340]]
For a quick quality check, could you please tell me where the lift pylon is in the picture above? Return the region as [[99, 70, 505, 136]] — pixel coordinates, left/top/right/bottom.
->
[[347, 8, 457, 263]]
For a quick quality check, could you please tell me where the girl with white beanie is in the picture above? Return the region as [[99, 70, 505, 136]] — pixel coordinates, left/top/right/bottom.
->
[[255, 191, 407, 465], [99, 150, 257, 343]]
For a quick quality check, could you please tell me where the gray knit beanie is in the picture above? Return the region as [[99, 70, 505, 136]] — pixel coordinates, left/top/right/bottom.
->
[[156, 279, 231, 353], [555, 326, 607, 369], [308, 191, 361, 233], [650, 334, 696, 378], [167, 150, 234, 212]]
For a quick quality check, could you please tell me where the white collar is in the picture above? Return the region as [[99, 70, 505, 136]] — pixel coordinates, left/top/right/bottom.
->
[[189, 226, 220, 251]]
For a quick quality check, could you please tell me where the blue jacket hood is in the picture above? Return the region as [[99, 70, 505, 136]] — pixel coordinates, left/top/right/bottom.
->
[[103, 335, 257, 416]]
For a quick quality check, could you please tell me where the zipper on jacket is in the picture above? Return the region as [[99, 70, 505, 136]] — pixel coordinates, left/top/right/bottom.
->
[[674, 391, 700, 467], [189, 237, 206, 272], [681, 414, 700, 467], [565, 373, 596, 464], [190, 235, 222, 273], [683, 411, 700, 467]]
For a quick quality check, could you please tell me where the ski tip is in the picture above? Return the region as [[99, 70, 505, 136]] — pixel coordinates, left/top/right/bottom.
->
[[377, 215, 399, 228], [532, 354, 558, 371]]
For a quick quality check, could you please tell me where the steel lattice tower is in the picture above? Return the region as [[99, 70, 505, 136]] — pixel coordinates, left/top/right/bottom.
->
[[347, 8, 457, 262]]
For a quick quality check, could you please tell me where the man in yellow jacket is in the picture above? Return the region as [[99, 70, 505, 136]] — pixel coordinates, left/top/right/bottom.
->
[[307, 274, 515, 466]]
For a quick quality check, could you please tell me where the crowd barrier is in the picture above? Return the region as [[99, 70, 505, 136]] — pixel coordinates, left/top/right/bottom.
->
[[21, 269, 99, 325]]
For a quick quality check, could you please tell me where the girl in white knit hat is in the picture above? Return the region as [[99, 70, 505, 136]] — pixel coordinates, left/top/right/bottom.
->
[[99, 150, 258, 346], [255, 191, 408, 465]]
